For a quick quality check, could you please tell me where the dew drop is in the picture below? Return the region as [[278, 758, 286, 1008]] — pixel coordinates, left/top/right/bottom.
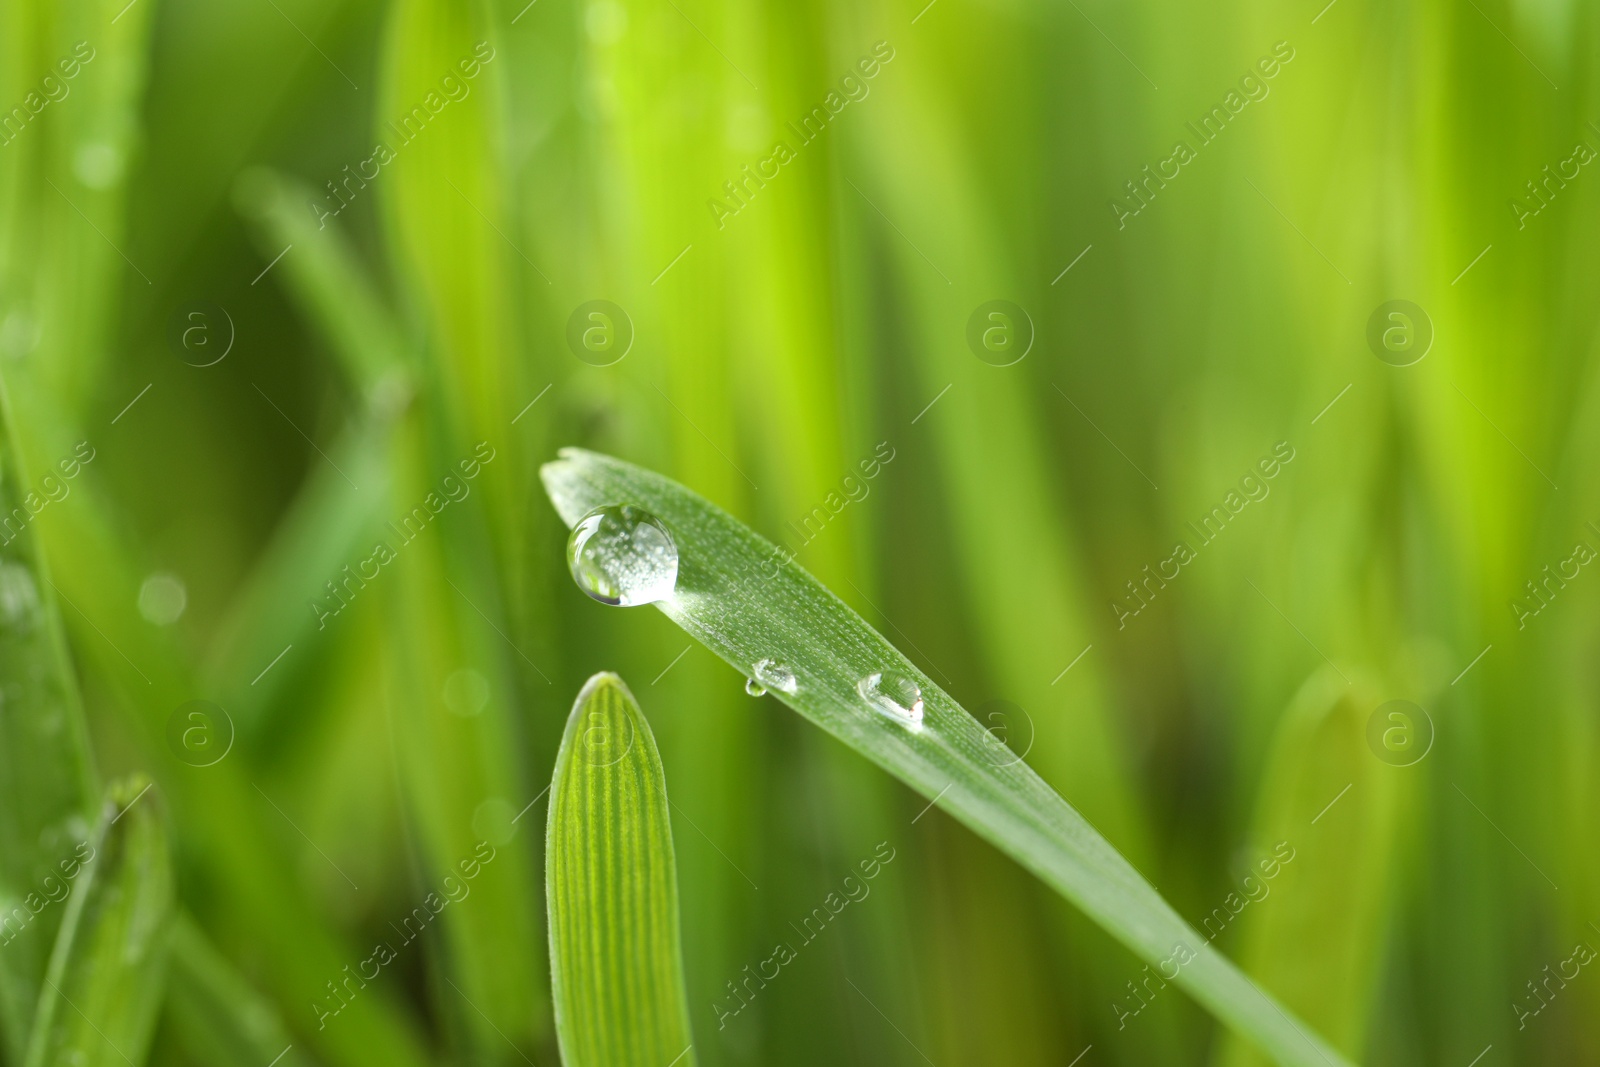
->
[[566, 504, 678, 606], [0, 311, 40, 359], [138, 572, 187, 625], [74, 142, 125, 190], [471, 798, 517, 846], [442, 668, 490, 717], [0, 564, 41, 632], [752, 658, 797, 695], [744, 678, 767, 697], [857, 671, 924, 729], [585, 0, 628, 44], [63, 815, 90, 844]]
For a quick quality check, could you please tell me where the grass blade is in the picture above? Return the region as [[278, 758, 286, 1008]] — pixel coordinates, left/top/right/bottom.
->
[[232, 168, 414, 399], [6, 331, 439, 1067], [23, 777, 173, 1067], [380, 492, 548, 1062], [0, 388, 98, 1064], [164, 912, 315, 1067], [1217, 669, 1402, 1067], [199, 419, 394, 741], [542, 448, 1352, 1067], [369, 11, 553, 1048], [547, 673, 695, 1067]]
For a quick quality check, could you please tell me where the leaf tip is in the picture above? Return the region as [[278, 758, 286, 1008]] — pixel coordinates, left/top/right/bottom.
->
[[574, 669, 630, 705]]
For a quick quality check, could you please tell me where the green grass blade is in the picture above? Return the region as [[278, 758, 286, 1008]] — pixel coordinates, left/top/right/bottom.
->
[[232, 168, 414, 399], [199, 419, 394, 739], [6, 386, 437, 1067], [541, 448, 1352, 1067], [0, 0, 155, 420], [0, 388, 98, 1065], [547, 673, 696, 1067], [23, 777, 173, 1067], [379, 486, 548, 1062], [1217, 669, 1403, 1067], [164, 912, 315, 1067], [215, 167, 412, 740]]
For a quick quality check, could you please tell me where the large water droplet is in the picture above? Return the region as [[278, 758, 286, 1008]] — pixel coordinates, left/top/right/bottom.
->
[[566, 504, 678, 606], [752, 658, 797, 695], [857, 671, 924, 729]]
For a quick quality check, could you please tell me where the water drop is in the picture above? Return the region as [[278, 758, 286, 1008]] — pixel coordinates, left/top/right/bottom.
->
[[744, 678, 767, 697], [62, 815, 90, 845], [442, 668, 490, 717], [857, 671, 924, 729], [472, 798, 517, 846], [752, 658, 797, 695], [585, 0, 628, 44], [566, 504, 678, 606], [0, 564, 40, 632], [0, 311, 40, 358], [138, 572, 187, 625], [74, 142, 125, 190], [371, 370, 413, 418]]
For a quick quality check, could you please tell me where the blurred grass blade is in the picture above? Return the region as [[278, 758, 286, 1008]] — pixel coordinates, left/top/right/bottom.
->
[[24, 776, 173, 1067], [377, 0, 534, 586], [214, 168, 410, 740], [547, 673, 696, 1067], [0, 0, 155, 418], [1217, 668, 1403, 1067], [0, 388, 98, 1064], [199, 419, 394, 740], [232, 168, 415, 399], [6, 341, 439, 1067], [542, 448, 1352, 1067], [369, 9, 553, 1050], [165, 912, 316, 1067], [380, 497, 549, 1062]]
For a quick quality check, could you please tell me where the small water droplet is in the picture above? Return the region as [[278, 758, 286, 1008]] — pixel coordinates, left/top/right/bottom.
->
[[566, 504, 678, 606], [443, 668, 490, 717], [74, 142, 125, 189], [138, 572, 187, 625], [0, 311, 40, 359], [472, 798, 517, 845], [752, 658, 797, 695], [585, 0, 628, 44], [857, 671, 924, 729], [744, 678, 767, 697], [0, 564, 41, 632], [371, 370, 413, 418]]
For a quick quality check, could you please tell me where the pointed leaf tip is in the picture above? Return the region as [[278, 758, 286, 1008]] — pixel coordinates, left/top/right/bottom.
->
[[547, 673, 695, 1067]]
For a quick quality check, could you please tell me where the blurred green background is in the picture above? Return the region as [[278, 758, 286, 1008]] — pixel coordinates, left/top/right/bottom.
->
[[2, 0, 1598, 1063]]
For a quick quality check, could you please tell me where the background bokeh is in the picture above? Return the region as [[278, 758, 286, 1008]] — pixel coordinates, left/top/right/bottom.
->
[[2, 0, 1598, 1063]]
